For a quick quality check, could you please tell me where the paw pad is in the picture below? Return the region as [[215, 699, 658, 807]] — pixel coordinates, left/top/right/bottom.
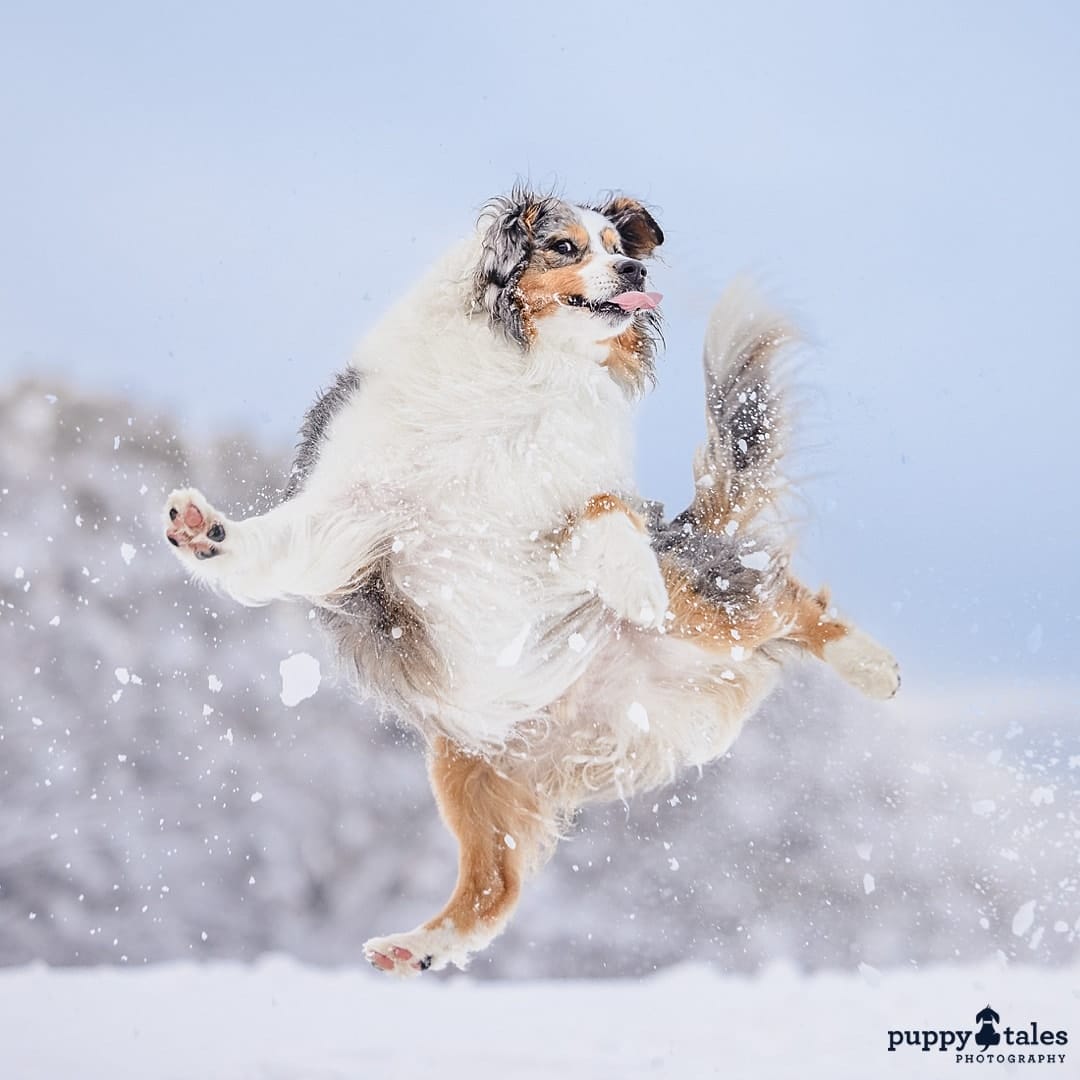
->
[[164, 489, 226, 562]]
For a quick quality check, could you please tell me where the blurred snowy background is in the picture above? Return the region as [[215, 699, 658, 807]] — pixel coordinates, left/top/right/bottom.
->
[[1, 0, 1077, 983]]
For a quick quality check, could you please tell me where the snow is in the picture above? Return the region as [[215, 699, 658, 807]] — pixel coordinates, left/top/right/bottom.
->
[[1012, 900, 1037, 938], [496, 622, 531, 668], [119, 542, 136, 565], [278, 652, 321, 706], [0, 959, 1074, 1080], [739, 550, 770, 571], [856, 961, 882, 987], [626, 701, 650, 732]]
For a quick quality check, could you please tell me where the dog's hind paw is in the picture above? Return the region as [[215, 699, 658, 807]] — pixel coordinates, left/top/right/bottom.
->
[[363, 923, 479, 977], [364, 940, 432, 977], [363, 929, 448, 978], [823, 628, 900, 700]]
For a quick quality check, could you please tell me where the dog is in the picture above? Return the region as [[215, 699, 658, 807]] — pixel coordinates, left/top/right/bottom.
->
[[164, 186, 899, 975]]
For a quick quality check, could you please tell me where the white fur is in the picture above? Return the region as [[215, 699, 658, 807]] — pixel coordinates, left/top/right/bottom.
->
[[576, 206, 634, 293], [164, 487, 392, 605], [562, 511, 669, 630], [823, 629, 901, 700]]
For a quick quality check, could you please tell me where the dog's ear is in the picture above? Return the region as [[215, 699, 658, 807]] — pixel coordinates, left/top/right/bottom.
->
[[597, 195, 664, 259], [474, 187, 552, 346]]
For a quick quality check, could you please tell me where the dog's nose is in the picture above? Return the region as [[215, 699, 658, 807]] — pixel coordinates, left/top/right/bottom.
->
[[615, 259, 647, 288]]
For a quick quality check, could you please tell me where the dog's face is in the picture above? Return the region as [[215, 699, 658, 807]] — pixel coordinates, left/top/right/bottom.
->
[[474, 188, 664, 393]]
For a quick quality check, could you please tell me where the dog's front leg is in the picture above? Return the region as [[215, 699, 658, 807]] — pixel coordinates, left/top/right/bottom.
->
[[163, 487, 385, 606], [561, 493, 669, 629]]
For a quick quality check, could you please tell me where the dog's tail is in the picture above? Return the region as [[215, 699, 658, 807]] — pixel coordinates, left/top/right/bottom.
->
[[647, 281, 796, 615], [690, 279, 795, 536]]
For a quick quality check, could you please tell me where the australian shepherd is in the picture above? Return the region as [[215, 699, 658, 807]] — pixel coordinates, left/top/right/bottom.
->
[[164, 187, 899, 975]]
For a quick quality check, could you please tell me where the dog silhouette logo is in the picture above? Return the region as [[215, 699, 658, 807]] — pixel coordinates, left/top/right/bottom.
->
[[975, 1005, 1002, 1049]]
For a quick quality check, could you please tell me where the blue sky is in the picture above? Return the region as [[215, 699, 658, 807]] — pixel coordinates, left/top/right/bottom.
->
[[2, 1, 1078, 689]]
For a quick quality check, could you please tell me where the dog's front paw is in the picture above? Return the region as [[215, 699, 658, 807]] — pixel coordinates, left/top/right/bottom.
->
[[164, 488, 228, 563], [598, 550, 669, 629], [571, 515, 669, 630], [823, 628, 901, 700]]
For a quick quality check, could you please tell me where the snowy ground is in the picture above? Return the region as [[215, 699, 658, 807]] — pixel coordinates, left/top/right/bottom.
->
[[1, 959, 1076, 1079]]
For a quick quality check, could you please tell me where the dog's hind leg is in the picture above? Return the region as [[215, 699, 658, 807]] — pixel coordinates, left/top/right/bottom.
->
[[659, 555, 899, 700], [776, 580, 900, 700], [164, 487, 389, 606], [363, 737, 550, 976]]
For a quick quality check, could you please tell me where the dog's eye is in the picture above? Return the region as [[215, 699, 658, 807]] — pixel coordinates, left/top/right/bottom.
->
[[550, 239, 577, 257]]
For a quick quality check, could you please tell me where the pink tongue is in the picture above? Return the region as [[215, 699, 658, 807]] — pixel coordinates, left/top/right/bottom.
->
[[610, 290, 663, 312]]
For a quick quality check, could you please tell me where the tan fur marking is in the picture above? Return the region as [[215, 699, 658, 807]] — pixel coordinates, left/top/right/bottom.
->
[[517, 265, 588, 321], [422, 738, 541, 937], [660, 564, 849, 657], [660, 559, 772, 647], [582, 492, 645, 530], [604, 196, 642, 217], [602, 324, 650, 395], [567, 221, 589, 250], [782, 584, 850, 658], [520, 201, 542, 232], [600, 226, 618, 253]]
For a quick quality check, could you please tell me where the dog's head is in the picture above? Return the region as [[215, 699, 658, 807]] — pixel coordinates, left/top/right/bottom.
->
[[473, 187, 664, 393]]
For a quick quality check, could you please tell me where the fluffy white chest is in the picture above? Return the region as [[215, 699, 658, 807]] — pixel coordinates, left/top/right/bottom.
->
[[299, 314, 637, 732]]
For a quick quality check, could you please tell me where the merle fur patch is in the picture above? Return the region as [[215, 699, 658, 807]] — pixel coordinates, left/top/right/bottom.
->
[[474, 186, 567, 346], [286, 368, 364, 498], [319, 555, 443, 710]]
